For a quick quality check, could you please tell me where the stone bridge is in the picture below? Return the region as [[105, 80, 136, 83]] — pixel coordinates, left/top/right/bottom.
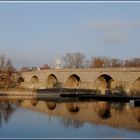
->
[[17, 67, 140, 94]]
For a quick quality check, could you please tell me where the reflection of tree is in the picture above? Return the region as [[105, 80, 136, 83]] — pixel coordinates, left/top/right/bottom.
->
[[0, 100, 18, 127], [110, 102, 125, 112], [96, 102, 111, 120], [0, 113, 2, 127], [61, 118, 84, 128]]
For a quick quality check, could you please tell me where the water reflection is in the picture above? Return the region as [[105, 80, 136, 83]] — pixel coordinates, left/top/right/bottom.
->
[[0, 98, 140, 134], [30, 100, 38, 106], [46, 102, 56, 110], [61, 118, 84, 128], [110, 102, 126, 112], [18, 99, 140, 131], [0, 100, 18, 127], [65, 103, 80, 113], [95, 102, 111, 119], [132, 107, 140, 122]]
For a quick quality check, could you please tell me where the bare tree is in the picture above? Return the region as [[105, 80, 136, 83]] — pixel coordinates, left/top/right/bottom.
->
[[5, 59, 15, 71], [0, 55, 6, 70], [62, 53, 73, 68], [0, 56, 16, 88], [124, 58, 140, 67], [73, 52, 85, 68], [90, 57, 106, 68], [90, 57, 125, 68], [5, 58, 16, 88], [62, 52, 85, 68], [85, 59, 90, 68], [109, 58, 124, 67]]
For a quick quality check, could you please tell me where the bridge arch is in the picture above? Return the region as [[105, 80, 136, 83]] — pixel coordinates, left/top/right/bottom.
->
[[47, 74, 57, 88], [131, 77, 140, 94], [31, 76, 39, 84], [17, 77, 24, 86], [65, 74, 80, 88], [94, 74, 114, 94]]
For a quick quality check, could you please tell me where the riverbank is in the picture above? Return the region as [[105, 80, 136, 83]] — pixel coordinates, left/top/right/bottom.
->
[[0, 88, 140, 102], [0, 88, 35, 99], [0, 88, 98, 100], [0, 88, 100, 97]]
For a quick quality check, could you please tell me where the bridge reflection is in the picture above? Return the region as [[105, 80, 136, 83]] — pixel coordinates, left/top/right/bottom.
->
[[132, 107, 140, 122], [65, 103, 80, 113], [95, 102, 111, 119], [0, 99, 139, 132], [46, 102, 56, 110], [19, 100, 140, 131]]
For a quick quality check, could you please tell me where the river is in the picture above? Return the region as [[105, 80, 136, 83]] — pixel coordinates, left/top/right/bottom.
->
[[0, 97, 139, 138]]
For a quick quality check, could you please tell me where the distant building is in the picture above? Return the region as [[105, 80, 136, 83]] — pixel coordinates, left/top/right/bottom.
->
[[37, 67, 40, 71], [55, 58, 61, 69], [39, 64, 51, 70]]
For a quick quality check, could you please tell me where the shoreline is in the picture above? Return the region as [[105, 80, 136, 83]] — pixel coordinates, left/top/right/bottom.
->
[[0, 88, 139, 103]]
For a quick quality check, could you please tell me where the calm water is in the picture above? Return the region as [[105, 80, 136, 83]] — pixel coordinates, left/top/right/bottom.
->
[[0, 97, 140, 138]]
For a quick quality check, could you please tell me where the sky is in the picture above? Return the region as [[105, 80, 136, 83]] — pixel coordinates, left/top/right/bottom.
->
[[0, 2, 140, 69]]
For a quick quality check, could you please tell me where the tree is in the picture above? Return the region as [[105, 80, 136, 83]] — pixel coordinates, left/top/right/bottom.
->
[[0, 55, 16, 88], [0, 55, 6, 70], [5, 58, 16, 88], [62, 52, 85, 68], [124, 58, 140, 67], [85, 59, 90, 68], [90, 57, 106, 68], [90, 57, 125, 68], [109, 58, 124, 67], [62, 53, 74, 68]]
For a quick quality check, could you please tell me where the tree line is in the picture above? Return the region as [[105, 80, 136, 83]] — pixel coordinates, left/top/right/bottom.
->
[[62, 52, 140, 68], [19, 52, 140, 71]]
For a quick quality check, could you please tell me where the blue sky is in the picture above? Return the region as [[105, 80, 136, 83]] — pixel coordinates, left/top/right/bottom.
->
[[0, 2, 140, 68]]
